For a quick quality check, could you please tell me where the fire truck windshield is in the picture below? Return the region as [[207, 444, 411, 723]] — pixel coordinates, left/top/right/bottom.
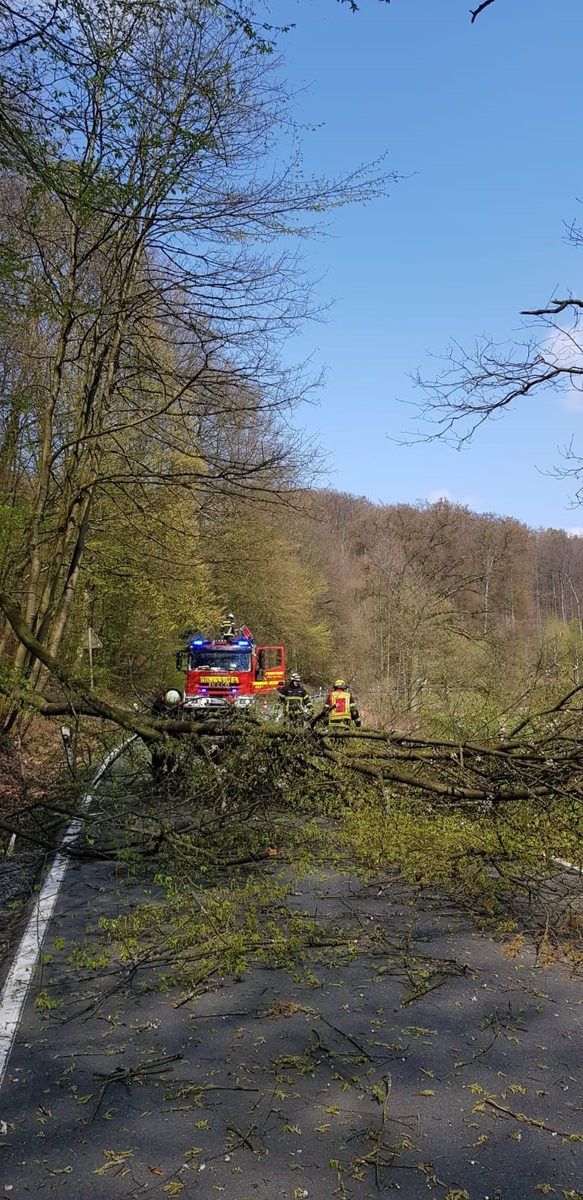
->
[[189, 649, 252, 672]]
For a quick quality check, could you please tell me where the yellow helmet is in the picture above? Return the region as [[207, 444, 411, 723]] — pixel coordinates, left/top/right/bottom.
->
[[334, 678, 346, 689]]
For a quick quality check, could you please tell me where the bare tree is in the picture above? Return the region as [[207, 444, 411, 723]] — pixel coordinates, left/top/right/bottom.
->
[[0, 0, 390, 714]]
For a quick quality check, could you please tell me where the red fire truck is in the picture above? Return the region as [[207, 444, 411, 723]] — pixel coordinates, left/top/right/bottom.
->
[[173, 625, 286, 714]]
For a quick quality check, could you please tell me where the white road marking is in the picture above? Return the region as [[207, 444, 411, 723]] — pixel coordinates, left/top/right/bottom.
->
[[0, 738, 135, 1088], [551, 855, 582, 874]]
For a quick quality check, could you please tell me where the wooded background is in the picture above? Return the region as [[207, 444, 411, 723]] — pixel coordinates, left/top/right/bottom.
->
[[0, 0, 582, 748]]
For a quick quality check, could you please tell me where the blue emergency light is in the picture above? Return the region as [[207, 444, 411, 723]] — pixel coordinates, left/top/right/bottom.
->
[[237, 638, 251, 646], [191, 638, 206, 646]]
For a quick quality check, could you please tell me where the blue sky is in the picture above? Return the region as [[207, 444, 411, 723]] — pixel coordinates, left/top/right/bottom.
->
[[265, 0, 583, 531]]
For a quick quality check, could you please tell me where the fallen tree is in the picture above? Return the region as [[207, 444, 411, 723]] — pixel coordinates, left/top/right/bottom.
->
[[3, 587, 583, 810], [1, 589, 582, 982]]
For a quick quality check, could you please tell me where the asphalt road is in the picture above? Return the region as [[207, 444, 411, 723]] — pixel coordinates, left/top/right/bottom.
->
[[1, 829, 582, 1199]]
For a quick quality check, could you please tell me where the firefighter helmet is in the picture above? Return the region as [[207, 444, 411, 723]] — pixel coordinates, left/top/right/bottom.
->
[[165, 689, 181, 706], [290, 672, 301, 682], [334, 678, 346, 689]]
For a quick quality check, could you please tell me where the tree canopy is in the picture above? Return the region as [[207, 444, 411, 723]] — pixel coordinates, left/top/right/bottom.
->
[[0, 0, 390, 722]]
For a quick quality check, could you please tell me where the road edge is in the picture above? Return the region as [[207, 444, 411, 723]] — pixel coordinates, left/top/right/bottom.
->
[[0, 737, 136, 1088]]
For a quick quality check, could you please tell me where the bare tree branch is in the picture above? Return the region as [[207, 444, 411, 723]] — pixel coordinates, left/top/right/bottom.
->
[[470, 0, 497, 22], [521, 298, 583, 317]]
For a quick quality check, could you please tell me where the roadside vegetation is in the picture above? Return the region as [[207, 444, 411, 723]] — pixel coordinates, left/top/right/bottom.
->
[[5, 709, 581, 1010], [0, 0, 582, 989]]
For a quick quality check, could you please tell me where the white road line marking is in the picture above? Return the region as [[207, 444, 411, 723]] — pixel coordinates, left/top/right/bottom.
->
[[0, 737, 135, 1088], [551, 855, 582, 874]]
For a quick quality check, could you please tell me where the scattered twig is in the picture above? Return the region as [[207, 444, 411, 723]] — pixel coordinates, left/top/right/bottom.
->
[[226, 1123, 257, 1152], [484, 1096, 583, 1139]]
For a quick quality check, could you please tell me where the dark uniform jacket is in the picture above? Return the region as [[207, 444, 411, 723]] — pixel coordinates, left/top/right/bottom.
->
[[278, 681, 310, 716]]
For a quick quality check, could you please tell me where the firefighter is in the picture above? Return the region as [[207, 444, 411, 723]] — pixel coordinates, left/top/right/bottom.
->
[[151, 691, 166, 717], [278, 672, 313, 725], [151, 688, 182, 717], [325, 678, 361, 728], [220, 613, 236, 641]]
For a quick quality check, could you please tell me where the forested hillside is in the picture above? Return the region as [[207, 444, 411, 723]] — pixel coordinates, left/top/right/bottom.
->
[[292, 492, 583, 733], [0, 0, 582, 754]]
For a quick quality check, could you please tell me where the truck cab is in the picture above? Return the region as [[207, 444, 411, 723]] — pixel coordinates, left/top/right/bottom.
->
[[175, 627, 285, 713]]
